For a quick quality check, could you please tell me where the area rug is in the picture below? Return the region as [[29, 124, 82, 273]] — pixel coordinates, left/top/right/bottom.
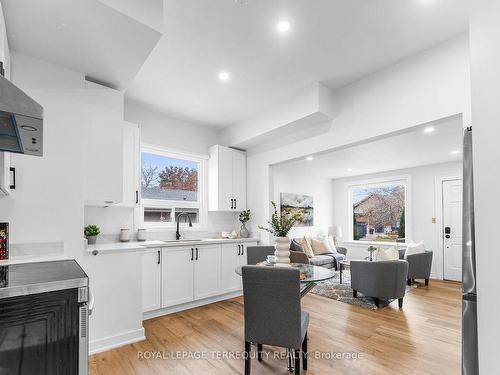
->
[[310, 270, 417, 310]]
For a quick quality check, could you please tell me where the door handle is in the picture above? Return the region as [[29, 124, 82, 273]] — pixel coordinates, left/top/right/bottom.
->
[[157, 250, 161, 264], [195, 248, 199, 260], [191, 248, 194, 261]]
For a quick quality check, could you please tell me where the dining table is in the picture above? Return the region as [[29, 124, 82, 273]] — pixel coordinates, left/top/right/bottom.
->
[[235, 262, 335, 371]]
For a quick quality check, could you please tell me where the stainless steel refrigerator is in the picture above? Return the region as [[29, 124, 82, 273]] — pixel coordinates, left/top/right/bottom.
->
[[462, 126, 478, 375]]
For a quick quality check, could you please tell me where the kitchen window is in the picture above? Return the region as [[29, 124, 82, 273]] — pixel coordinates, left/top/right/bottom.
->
[[140, 145, 207, 229], [348, 177, 409, 244]]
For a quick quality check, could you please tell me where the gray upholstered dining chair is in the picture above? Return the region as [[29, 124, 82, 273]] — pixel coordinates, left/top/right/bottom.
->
[[242, 266, 309, 375], [406, 250, 433, 286], [350, 260, 409, 308], [246, 246, 275, 265]]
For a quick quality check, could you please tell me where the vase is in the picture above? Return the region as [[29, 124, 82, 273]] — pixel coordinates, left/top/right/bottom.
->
[[86, 235, 97, 245], [274, 236, 291, 265], [239, 223, 250, 238], [137, 228, 147, 242], [119, 228, 131, 242]]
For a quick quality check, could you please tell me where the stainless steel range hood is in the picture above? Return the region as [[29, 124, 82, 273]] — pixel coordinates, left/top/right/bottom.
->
[[0, 73, 43, 157]]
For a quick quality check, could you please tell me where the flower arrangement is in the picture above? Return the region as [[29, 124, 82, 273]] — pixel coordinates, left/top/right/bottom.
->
[[239, 209, 250, 224], [258, 201, 303, 237]]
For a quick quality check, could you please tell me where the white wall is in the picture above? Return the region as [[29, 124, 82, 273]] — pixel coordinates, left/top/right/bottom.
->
[[331, 161, 462, 278], [245, 35, 470, 245], [271, 164, 333, 239], [469, 2, 500, 372]]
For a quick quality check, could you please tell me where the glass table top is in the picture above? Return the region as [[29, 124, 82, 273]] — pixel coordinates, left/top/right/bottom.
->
[[235, 262, 335, 283]]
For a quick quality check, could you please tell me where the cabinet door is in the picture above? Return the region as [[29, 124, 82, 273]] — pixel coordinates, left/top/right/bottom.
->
[[194, 245, 221, 300], [218, 146, 234, 211], [84, 110, 123, 205], [142, 249, 161, 312], [220, 244, 242, 293], [119, 123, 140, 207], [232, 150, 246, 211], [161, 247, 194, 308]]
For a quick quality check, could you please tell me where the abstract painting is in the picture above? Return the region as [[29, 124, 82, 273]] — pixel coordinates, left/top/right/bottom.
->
[[280, 193, 314, 227]]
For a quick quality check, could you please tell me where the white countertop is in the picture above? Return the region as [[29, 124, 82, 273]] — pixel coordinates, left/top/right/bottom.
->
[[86, 237, 260, 255]]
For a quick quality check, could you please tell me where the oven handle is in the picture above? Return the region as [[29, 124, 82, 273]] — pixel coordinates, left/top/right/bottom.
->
[[88, 290, 94, 316]]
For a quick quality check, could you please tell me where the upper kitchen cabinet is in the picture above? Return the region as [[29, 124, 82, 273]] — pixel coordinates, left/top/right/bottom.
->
[[208, 145, 246, 211], [83, 108, 124, 206], [117, 122, 140, 207]]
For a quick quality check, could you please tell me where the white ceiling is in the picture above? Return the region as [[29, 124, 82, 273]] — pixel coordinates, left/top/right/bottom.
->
[[126, 0, 482, 127], [275, 115, 463, 179], [1, 0, 162, 89]]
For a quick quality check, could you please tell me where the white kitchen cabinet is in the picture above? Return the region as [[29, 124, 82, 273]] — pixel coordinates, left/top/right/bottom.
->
[[84, 108, 124, 206], [161, 247, 194, 308], [208, 145, 246, 211], [141, 249, 161, 312], [220, 241, 257, 292], [220, 243, 243, 293], [193, 245, 221, 300], [0, 151, 11, 196], [117, 122, 140, 207]]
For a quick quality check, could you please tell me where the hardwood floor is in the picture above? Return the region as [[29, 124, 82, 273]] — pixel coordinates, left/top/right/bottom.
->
[[90, 280, 461, 375]]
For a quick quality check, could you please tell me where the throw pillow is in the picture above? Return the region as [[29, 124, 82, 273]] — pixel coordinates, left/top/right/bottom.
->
[[311, 239, 332, 255], [404, 241, 426, 258], [290, 239, 304, 252], [376, 247, 399, 261], [299, 237, 315, 258], [325, 236, 338, 253]]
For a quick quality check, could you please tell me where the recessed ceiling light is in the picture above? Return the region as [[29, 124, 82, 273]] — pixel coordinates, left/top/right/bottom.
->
[[347, 168, 353, 172], [218, 71, 230, 82], [451, 150, 460, 155], [306, 156, 314, 161], [277, 20, 291, 33], [423, 126, 435, 134]]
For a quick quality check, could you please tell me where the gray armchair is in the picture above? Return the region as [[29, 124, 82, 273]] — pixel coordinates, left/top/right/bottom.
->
[[242, 266, 309, 375], [406, 250, 433, 286], [350, 260, 409, 308]]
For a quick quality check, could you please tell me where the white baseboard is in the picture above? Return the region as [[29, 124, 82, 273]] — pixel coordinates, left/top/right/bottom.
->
[[89, 327, 145, 355], [143, 290, 243, 320]]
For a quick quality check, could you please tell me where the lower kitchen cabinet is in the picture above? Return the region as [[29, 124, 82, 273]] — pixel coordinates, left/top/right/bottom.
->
[[142, 242, 258, 313], [141, 248, 162, 312], [220, 242, 256, 293], [193, 245, 221, 300], [161, 247, 194, 308]]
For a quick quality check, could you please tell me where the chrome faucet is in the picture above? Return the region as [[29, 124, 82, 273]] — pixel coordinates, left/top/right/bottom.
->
[[176, 212, 193, 240]]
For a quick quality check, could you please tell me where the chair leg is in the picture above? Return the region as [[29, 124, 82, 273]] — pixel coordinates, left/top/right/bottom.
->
[[302, 333, 308, 370], [294, 349, 301, 375], [353, 289, 357, 298], [245, 341, 251, 375], [407, 278, 411, 286], [398, 298, 403, 309], [257, 344, 263, 362], [425, 278, 429, 286]]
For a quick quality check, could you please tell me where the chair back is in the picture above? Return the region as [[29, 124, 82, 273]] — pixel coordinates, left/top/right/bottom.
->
[[351, 260, 409, 299], [242, 266, 302, 349], [246, 246, 275, 265]]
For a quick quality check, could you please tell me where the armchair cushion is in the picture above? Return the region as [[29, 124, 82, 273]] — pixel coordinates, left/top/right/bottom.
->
[[290, 239, 304, 252], [309, 255, 335, 267]]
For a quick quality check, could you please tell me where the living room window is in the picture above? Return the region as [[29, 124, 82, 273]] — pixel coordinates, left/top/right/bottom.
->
[[140, 145, 207, 229], [348, 177, 408, 244]]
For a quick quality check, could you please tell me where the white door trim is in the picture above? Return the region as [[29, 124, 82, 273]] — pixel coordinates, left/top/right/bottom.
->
[[434, 175, 462, 280]]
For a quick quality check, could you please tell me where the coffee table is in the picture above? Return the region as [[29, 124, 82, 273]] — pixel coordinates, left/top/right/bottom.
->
[[339, 259, 350, 284]]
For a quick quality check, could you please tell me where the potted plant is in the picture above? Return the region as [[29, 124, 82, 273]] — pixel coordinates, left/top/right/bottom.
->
[[84, 225, 100, 245], [367, 245, 378, 261], [259, 202, 303, 265], [239, 209, 251, 238]]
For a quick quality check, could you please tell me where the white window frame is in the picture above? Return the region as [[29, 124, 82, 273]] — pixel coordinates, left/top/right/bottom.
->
[[140, 144, 208, 231], [345, 175, 411, 246]]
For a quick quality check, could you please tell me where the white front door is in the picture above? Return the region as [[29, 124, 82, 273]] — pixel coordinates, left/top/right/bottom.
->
[[443, 179, 463, 281]]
